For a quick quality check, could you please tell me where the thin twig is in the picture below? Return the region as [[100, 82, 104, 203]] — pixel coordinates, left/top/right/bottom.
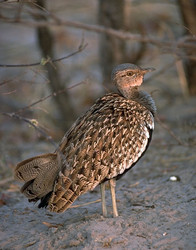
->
[[0, 177, 14, 186], [159, 154, 196, 163], [70, 199, 101, 209], [0, 13, 195, 51], [1, 1, 196, 53], [15, 81, 86, 114], [0, 78, 15, 87], [1, 112, 58, 148], [145, 59, 176, 82], [0, 43, 88, 68], [155, 115, 187, 146]]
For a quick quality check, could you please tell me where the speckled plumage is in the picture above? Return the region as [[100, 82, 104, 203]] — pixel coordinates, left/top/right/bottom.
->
[[15, 63, 156, 216]]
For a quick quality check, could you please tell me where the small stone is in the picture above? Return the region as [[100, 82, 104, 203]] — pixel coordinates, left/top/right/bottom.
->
[[169, 176, 181, 182]]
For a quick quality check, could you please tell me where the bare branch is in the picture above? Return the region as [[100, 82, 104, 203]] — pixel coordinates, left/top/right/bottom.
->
[[15, 80, 86, 114], [0, 177, 14, 186], [1, 112, 58, 148], [0, 81, 87, 153], [0, 42, 88, 68], [0, 16, 195, 52], [145, 59, 176, 82], [155, 115, 188, 146], [0, 78, 15, 86]]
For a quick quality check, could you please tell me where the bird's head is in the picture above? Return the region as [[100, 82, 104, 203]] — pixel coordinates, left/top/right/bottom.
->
[[111, 63, 155, 98]]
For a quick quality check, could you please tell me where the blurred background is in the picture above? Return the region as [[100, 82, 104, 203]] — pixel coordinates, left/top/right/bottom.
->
[[0, 0, 196, 183]]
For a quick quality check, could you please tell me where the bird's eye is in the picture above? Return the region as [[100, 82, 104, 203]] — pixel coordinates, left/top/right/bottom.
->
[[127, 72, 134, 76]]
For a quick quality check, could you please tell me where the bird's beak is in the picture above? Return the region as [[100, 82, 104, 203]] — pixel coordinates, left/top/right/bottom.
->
[[142, 67, 155, 74]]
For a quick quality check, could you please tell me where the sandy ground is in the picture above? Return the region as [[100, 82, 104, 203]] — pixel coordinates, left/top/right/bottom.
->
[[0, 95, 196, 250]]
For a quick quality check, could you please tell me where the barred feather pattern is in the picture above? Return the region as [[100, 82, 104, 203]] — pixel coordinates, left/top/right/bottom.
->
[[15, 64, 156, 214], [48, 93, 154, 212], [15, 154, 59, 201]]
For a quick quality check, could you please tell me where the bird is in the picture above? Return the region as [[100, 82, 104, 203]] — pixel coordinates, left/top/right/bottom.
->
[[15, 63, 156, 217]]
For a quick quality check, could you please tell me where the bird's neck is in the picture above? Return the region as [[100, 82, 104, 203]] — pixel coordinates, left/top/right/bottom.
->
[[121, 86, 156, 115]]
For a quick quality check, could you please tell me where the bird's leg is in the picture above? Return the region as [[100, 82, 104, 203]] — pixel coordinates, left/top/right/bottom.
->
[[100, 182, 107, 217], [109, 178, 118, 217]]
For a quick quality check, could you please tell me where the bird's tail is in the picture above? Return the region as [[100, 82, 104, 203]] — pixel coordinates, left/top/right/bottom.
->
[[15, 153, 92, 213], [15, 153, 59, 203]]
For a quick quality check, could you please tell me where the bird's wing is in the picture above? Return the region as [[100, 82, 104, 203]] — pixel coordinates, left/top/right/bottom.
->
[[53, 93, 154, 194], [44, 93, 154, 212]]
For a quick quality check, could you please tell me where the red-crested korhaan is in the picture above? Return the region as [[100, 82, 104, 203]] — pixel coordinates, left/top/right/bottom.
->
[[15, 63, 156, 217]]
